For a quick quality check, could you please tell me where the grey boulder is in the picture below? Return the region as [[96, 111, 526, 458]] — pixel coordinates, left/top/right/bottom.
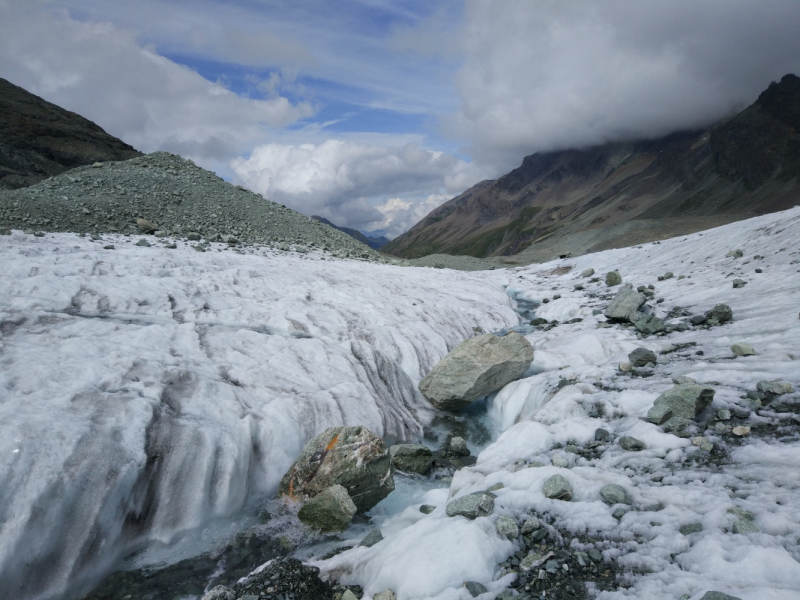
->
[[604, 284, 646, 322], [605, 271, 623, 286], [278, 425, 394, 513], [297, 484, 357, 532], [600, 484, 631, 505], [647, 383, 715, 422], [581, 268, 595, 277], [705, 303, 733, 323], [542, 474, 572, 501], [446, 492, 495, 519], [419, 332, 533, 411], [757, 380, 793, 395], [730, 342, 756, 356], [464, 581, 488, 597], [619, 436, 645, 451], [495, 515, 519, 539], [359, 528, 384, 547], [628, 347, 657, 367], [389, 444, 433, 474]]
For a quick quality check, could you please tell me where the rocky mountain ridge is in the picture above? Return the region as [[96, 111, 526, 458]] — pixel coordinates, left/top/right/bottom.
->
[[311, 215, 390, 249], [0, 77, 143, 190], [383, 74, 800, 262]]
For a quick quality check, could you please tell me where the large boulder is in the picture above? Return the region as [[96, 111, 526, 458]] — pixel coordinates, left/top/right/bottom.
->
[[278, 426, 394, 512], [604, 284, 646, 322], [631, 312, 665, 335], [297, 484, 357, 532], [389, 444, 433, 474], [647, 383, 715, 423], [419, 332, 533, 411]]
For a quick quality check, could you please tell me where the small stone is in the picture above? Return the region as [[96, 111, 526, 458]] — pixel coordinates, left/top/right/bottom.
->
[[690, 314, 707, 326], [600, 483, 631, 505], [732, 426, 751, 436], [389, 444, 433, 474], [672, 375, 696, 385], [135, 239, 151, 247], [542, 474, 572, 501], [574, 283, 584, 290], [732, 519, 760, 534], [187, 232, 201, 241], [619, 362, 632, 372], [359, 529, 383, 547], [680, 522, 704, 535], [581, 268, 595, 277], [588, 548, 603, 563], [595, 428, 611, 442], [373, 589, 396, 600], [464, 582, 488, 597], [631, 312, 666, 335], [619, 436, 645, 451], [449, 436, 470, 456], [705, 303, 733, 323], [92, 161, 103, 167], [732, 279, 747, 288], [446, 492, 495, 519], [553, 294, 561, 300], [612, 507, 627, 520], [520, 518, 541, 534], [757, 380, 793, 395], [725, 249, 743, 258], [605, 271, 622, 286], [628, 347, 657, 367], [663, 272, 674, 279], [755, 268, 763, 273], [102, 244, 115, 250], [342, 591, 358, 600], [730, 342, 756, 356], [495, 515, 519, 539], [551, 454, 569, 468], [419, 504, 436, 514], [530, 317, 548, 326]]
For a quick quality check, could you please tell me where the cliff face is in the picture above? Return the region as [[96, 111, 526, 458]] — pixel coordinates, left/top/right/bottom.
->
[[383, 74, 800, 261], [0, 78, 142, 189]]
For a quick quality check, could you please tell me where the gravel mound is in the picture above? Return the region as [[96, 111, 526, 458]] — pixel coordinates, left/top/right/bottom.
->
[[0, 151, 383, 260], [233, 557, 333, 600]]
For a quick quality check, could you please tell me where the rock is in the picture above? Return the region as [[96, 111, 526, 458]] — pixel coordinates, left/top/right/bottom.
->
[[680, 522, 703, 535], [278, 425, 394, 513], [732, 426, 751, 436], [730, 342, 756, 356], [619, 436, 645, 451], [663, 271, 674, 279], [419, 504, 436, 514], [446, 492, 495, 519], [648, 383, 715, 422], [136, 218, 158, 233], [732, 519, 760, 534], [594, 428, 611, 442], [618, 362, 632, 372], [604, 284, 646, 322], [725, 249, 743, 258], [359, 529, 384, 547], [717, 409, 731, 421], [521, 518, 541, 534], [671, 375, 696, 385], [699, 593, 742, 600], [552, 294, 561, 300], [612, 507, 627, 520], [495, 515, 519, 539], [374, 589, 396, 600], [600, 484, 631, 505], [102, 244, 114, 250], [630, 312, 666, 335], [662, 416, 694, 435], [419, 332, 534, 411], [542, 474, 572, 501], [706, 303, 733, 323], [530, 317, 548, 326], [551, 455, 569, 468], [342, 591, 359, 600], [690, 314, 707, 326], [448, 436, 470, 456], [187, 232, 201, 241], [464, 581, 488, 597], [605, 271, 622, 286], [757, 380, 793, 395], [297, 484, 357, 532], [201, 585, 235, 600], [389, 444, 433, 474], [646, 404, 673, 425], [135, 239, 151, 247], [574, 283, 584, 291], [732, 279, 747, 288], [581, 268, 595, 277], [628, 347, 657, 367]]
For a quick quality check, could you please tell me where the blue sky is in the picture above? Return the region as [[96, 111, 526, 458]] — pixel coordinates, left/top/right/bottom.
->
[[2, 0, 799, 236]]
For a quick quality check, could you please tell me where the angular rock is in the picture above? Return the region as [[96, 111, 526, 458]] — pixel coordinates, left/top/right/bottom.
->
[[706, 303, 733, 323], [648, 383, 715, 421], [757, 380, 793, 395], [446, 492, 495, 519], [135, 239, 151, 247], [612, 507, 628, 520], [581, 268, 595, 277], [732, 519, 760, 534], [136, 218, 158, 233], [495, 515, 519, 539], [297, 484, 357, 532], [679, 522, 703, 535], [725, 249, 743, 258], [542, 474, 572, 501], [551, 454, 569, 468], [419, 504, 436, 514], [448, 436, 470, 456], [630, 312, 665, 335], [521, 518, 541, 534], [619, 436, 645, 451], [374, 589, 396, 600], [464, 581, 488, 597], [419, 332, 534, 411], [662, 416, 693, 435], [342, 591, 358, 600], [594, 428, 611, 442], [700, 593, 742, 600], [389, 444, 433, 474], [278, 425, 394, 513], [605, 271, 622, 286], [647, 404, 673, 425], [600, 484, 631, 505], [628, 347, 657, 367], [663, 271, 674, 279], [201, 586, 235, 600], [732, 279, 747, 288], [730, 342, 756, 356], [359, 529, 384, 547], [604, 284, 646, 322]]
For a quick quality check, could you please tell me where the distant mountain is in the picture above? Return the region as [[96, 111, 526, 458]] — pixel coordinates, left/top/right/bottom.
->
[[383, 74, 800, 262], [311, 215, 391, 249], [0, 78, 143, 190]]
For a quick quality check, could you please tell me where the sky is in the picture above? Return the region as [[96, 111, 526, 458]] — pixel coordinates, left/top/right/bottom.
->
[[2, 1, 799, 238]]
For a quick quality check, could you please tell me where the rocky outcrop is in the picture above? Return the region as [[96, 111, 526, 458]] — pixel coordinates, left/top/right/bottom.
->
[[0, 78, 142, 189], [278, 426, 394, 513], [419, 332, 534, 411]]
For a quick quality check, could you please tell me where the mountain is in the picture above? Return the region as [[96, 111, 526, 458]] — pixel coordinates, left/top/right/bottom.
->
[[0, 78, 143, 190], [383, 74, 800, 262], [312, 215, 390, 249]]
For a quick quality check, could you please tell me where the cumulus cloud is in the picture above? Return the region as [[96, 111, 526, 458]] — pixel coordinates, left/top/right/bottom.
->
[[0, 3, 314, 171], [444, 0, 800, 168], [370, 195, 451, 239], [230, 140, 481, 231]]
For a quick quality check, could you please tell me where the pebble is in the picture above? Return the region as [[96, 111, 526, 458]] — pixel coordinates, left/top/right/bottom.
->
[[730, 342, 756, 356], [495, 516, 519, 539], [542, 474, 573, 501], [619, 436, 645, 451], [551, 455, 569, 468]]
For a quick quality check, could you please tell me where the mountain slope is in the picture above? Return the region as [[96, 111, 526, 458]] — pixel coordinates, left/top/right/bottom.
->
[[311, 215, 390, 249], [0, 78, 143, 190], [383, 74, 800, 262]]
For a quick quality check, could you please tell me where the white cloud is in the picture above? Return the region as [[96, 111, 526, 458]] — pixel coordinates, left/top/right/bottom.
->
[[443, 0, 800, 169], [230, 140, 482, 232], [370, 194, 450, 239], [0, 3, 314, 172]]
